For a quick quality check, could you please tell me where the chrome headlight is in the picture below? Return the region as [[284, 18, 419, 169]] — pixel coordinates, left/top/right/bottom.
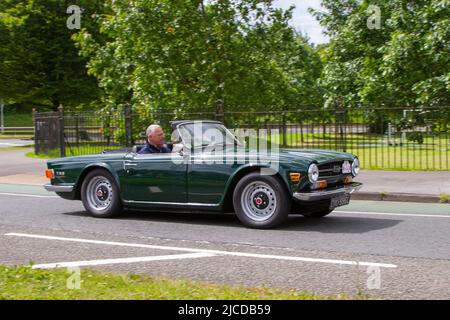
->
[[308, 163, 319, 183], [352, 158, 360, 176]]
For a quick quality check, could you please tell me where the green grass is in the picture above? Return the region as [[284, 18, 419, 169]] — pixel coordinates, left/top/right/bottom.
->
[[268, 132, 450, 171], [2, 113, 33, 127], [26, 146, 115, 159], [0, 145, 33, 151], [25, 132, 450, 170], [0, 132, 34, 138], [346, 147, 449, 171], [0, 265, 353, 300], [0, 113, 34, 138], [26, 150, 61, 159], [439, 193, 450, 204]]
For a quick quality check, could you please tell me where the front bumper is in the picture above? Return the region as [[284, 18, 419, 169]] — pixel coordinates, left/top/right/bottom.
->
[[293, 182, 362, 202], [44, 184, 74, 193]]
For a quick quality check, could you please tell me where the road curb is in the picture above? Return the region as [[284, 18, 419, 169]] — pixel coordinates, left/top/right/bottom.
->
[[352, 192, 447, 204]]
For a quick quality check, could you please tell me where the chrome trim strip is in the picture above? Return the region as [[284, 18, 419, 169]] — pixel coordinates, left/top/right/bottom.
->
[[44, 184, 74, 193], [318, 176, 340, 179], [123, 200, 219, 207], [293, 182, 362, 201], [48, 160, 124, 165], [319, 168, 339, 172]]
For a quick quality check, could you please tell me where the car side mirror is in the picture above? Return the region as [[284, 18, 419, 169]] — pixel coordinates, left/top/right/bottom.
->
[[172, 143, 184, 154], [179, 147, 190, 158]]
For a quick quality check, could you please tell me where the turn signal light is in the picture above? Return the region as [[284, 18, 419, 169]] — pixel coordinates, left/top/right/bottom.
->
[[318, 181, 328, 189], [45, 169, 54, 179], [289, 173, 301, 182]]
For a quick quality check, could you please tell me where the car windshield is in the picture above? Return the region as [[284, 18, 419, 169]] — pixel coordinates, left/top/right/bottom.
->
[[177, 122, 243, 149]]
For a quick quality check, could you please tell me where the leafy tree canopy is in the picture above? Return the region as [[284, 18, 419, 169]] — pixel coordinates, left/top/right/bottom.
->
[[312, 0, 449, 108], [74, 0, 323, 112], [0, 0, 102, 110]]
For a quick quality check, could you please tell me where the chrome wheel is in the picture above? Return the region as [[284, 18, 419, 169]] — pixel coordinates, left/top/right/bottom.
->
[[85, 176, 113, 212], [240, 181, 277, 222]]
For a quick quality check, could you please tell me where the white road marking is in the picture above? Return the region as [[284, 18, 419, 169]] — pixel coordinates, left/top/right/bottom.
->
[[6, 233, 398, 269], [32, 252, 216, 269], [0, 192, 58, 198], [335, 210, 450, 219]]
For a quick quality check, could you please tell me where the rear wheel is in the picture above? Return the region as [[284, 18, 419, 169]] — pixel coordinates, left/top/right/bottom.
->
[[233, 172, 290, 229], [81, 169, 123, 218]]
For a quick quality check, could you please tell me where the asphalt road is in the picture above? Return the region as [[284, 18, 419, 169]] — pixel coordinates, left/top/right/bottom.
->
[[0, 148, 46, 176], [0, 139, 34, 149], [1, 183, 449, 299]]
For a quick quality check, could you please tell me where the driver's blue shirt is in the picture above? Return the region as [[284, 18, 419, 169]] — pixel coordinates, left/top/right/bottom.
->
[[138, 142, 172, 154]]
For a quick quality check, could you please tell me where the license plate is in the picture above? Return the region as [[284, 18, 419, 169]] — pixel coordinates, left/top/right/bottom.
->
[[330, 193, 350, 209]]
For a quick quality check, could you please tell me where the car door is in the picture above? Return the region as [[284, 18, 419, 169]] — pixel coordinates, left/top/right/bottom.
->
[[187, 150, 236, 205], [121, 152, 187, 203]]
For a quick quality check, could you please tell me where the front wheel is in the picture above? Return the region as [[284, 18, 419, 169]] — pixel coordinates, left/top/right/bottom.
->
[[233, 172, 290, 229], [81, 169, 123, 218]]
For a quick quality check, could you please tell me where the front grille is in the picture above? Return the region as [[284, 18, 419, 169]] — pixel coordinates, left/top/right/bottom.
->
[[318, 161, 343, 178]]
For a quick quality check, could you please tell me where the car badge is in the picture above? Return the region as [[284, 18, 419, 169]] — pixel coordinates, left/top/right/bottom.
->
[[333, 165, 341, 173]]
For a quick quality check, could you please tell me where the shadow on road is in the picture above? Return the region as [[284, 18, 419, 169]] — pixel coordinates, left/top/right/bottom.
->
[[283, 215, 402, 233], [62, 210, 402, 234]]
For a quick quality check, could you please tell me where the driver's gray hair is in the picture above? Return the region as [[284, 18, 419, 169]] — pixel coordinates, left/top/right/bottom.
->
[[146, 124, 162, 137]]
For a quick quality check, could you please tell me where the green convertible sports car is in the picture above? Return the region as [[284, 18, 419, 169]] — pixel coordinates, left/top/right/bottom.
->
[[44, 120, 362, 229]]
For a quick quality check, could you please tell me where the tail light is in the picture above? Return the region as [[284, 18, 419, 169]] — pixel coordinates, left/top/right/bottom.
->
[[45, 169, 55, 179]]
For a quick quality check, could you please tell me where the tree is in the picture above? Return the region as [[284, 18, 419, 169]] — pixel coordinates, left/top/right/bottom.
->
[[74, 0, 323, 112], [312, 0, 450, 108], [0, 0, 103, 110]]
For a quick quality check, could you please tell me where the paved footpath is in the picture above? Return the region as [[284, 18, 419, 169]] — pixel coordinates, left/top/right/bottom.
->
[[0, 148, 47, 185], [354, 171, 450, 203]]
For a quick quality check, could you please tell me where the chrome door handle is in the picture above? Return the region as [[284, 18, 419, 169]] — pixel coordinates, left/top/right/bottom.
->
[[123, 162, 138, 171]]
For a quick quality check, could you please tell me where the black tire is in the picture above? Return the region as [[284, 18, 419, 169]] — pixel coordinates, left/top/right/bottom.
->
[[81, 169, 123, 218], [233, 172, 290, 229], [302, 209, 334, 218]]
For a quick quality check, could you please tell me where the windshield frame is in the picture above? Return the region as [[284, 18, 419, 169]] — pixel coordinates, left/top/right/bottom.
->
[[175, 121, 243, 151]]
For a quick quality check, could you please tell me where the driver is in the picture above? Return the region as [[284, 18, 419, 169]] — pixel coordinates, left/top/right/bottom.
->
[[138, 124, 172, 154]]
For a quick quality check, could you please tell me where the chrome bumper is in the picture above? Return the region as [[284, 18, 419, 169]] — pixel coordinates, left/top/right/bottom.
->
[[293, 182, 363, 202], [44, 184, 74, 193]]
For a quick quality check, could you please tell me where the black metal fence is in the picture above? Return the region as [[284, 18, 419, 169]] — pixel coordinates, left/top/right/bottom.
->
[[33, 108, 64, 156], [34, 105, 450, 170]]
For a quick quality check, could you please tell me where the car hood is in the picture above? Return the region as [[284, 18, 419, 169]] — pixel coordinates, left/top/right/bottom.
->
[[218, 146, 356, 167], [277, 148, 355, 163]]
